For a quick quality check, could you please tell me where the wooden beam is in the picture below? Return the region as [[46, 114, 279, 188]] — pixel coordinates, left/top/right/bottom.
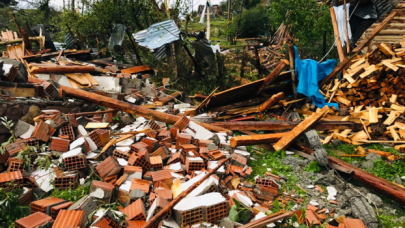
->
[[238, 211, 295, 228], [213, 120, 361, 131], [30, 65, 96, 74], [330, 7, 346, 62], [28, 77, 229, 133], [230, 132, 287, 147], [257, 92, 284, 112], [120, 65, 151, 74], [66, 23, 81, 50], [320, 11, 397, 87], [159, 91, 183, 105], [273, 106, 329, 151], [143, 158, 230, 228], [293, 143, 405, 205], [256, 59, 289, 96], [288, 41, 297, 99]]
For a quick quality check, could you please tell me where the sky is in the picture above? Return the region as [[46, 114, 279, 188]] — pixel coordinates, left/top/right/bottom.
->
[[19, 0, 224, 12]]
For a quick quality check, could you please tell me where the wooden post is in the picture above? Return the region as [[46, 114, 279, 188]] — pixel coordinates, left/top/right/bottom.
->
[[125, 28, 143, 65], [343, 0, 350, 53], [28, 77, 228, 133], [256, 59, 289, 96], [330, 7, 346, 62], [66, 23, 81, 50], [288, 41, 297, 99], [207, 0, 211, 40], [320, 11, 397, 87]]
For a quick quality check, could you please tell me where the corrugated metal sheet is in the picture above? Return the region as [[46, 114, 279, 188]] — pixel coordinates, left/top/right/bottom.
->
[[357, 1, 405, 50], [64, 33, 77, 50], [52, 209, 86, 228], [133, 20, 180, 50]]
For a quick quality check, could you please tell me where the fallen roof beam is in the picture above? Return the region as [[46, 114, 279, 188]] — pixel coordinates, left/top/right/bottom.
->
[[28, 77, 229, 133], [230, 132, 287, 147], [142, 158, 229, 228], [293, 143, 405, 205], [319, 11, 397, 87], [213, 120, 361, 131], [273, 106, 329, 151], [256, 59, 289, 96]]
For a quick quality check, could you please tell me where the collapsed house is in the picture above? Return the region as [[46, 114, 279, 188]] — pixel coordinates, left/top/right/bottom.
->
[[1, 1, 405, 228]]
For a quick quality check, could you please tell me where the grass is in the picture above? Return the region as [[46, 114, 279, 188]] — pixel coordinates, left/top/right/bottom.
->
[[249, 144, 405, 227]]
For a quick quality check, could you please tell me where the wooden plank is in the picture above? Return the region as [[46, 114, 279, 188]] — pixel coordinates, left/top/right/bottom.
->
[[121, 65, 151, 74], [230, 132, 287, 147], [273, 106, 329, 151], [83, 73, 99, 86], [65, 73, 91, 86], [30, 65, 96, 74], [330, 7, 346, 62]]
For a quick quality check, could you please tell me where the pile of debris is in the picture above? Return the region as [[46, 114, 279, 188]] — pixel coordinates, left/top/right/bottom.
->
[[2, 11, 405, 228]]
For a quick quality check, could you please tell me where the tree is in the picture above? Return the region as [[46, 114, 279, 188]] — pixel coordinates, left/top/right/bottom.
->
[[270, 0, 337, 60], [240, 4, 270, 37]]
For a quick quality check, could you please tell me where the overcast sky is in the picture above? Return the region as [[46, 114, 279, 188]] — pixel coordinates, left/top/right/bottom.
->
[[19, 0, 224, 12]]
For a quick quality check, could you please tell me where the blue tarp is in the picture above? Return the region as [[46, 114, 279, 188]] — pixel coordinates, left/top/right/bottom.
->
[[294, 46, 339, 110]]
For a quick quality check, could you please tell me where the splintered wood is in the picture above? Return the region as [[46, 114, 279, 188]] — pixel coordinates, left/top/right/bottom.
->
[[318, 37, 405, 144]]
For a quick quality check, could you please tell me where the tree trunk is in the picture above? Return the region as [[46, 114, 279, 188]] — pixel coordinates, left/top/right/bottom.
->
[[71, 0, 75, 11]]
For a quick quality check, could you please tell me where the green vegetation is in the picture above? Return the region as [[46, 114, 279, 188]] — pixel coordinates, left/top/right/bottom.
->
[[367, 159, 405, 183], [305, 161, 321, 173], [51, 184, 91, 202], [0, 186, 31, 228]]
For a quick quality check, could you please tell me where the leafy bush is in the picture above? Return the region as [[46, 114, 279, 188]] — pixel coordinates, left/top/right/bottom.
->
[[240, 5, 271, 38], [270, 0, 338, 60]]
